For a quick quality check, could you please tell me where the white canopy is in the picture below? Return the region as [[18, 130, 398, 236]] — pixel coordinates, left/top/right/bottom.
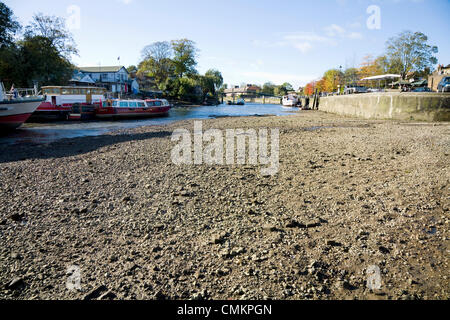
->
[[361, 74, 401, 81]]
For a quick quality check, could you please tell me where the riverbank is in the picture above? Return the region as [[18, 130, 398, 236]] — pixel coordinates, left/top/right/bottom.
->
[[0, 111, 448, 300]]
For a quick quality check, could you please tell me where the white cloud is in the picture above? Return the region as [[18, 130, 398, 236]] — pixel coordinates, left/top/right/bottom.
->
[[349, 22, 362, 29], [283, 32, 331, 43], [293, 42, 313, 53], [348, 32, 363, 39], [324, 24, 346, 37], [252, 25, 362, 54]]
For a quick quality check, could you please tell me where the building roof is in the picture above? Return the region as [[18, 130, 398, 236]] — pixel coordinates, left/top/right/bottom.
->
[[361, 74, 401, 81], [70, 72, 95, 84], [77, 66, 128, 73]]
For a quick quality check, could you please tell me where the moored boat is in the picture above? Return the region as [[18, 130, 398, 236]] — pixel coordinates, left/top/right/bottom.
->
[[282, 94, 299, 107], [95, 98, 171, 119], [30, 86, 106, 121], [227, 98, 245, 106], [236, 98, 245, 106], [0, 83, 44, 131], [144, 99, 171, 116]]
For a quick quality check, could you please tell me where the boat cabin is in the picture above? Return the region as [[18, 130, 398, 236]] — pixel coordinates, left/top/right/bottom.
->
[[41, 86, 106, 106]]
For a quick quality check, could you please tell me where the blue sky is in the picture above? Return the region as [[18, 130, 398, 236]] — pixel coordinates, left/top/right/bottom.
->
[[5, 0, 450, 89]]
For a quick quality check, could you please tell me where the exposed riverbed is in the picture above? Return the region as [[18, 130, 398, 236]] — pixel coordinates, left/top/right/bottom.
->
[[0, 111, 448, 300]]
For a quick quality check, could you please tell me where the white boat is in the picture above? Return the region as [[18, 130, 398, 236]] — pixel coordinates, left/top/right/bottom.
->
[[0, 82, 44, 130], [282, 94, 299, 107]]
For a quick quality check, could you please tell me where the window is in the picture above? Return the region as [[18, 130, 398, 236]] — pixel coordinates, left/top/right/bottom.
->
[[62, 88, 70, 95], [129, 102, 137, 107], [154, 101, 162, 106], [112, 101, 118, 107], [120, 101, 129, 107], [138, 102, 145, 107], [147, 101, 154, 107]]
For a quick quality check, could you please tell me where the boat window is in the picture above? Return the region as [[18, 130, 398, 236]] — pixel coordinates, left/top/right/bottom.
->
[[129, 102, 137, 107], [120, 101, 129, 107], [62, 88, 70, 95], [147, 101, 154, 106], [49, 88, 60, 94], [154, 101, 162, 106], [112, 101, 118, 107], [80, 89, 87, 94], [138, 102, 145, 107]]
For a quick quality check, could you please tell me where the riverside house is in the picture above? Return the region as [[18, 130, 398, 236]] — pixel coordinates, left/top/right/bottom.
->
[[73, 66, 137, 94], [224, 84, 261, 98]]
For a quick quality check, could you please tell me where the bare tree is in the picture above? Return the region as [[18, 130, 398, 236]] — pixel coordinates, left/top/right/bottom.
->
[[24, 13, 78, 58], [141, 41, 172, 62], [139, 41, 173, 88]]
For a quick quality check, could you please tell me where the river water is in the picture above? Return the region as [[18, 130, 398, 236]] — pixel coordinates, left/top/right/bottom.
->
[[0, 103, 296, 145]]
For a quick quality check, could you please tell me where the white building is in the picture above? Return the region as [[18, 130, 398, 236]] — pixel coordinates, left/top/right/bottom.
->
[[74, 66, 133, 93]]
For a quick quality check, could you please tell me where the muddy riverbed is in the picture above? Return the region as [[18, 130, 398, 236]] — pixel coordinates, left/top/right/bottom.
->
[[0, 111, 448, 300]]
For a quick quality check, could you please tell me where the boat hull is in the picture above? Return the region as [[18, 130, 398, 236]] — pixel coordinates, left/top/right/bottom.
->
[[96, 106, 171, 119], [28, 101, 82, 121], [0, 100, 43, 130]]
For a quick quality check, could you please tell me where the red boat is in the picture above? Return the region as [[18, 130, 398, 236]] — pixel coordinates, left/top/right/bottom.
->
[[96, 99, 171, 119], [30, 86, 106, 121], [0, 83, 44, 130]]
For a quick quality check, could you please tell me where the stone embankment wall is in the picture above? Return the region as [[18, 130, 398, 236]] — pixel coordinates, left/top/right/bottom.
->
[[319, 93, 450, 121]]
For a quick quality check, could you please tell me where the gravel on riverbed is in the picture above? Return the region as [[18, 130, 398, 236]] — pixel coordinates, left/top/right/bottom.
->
[[0, 111, 448, 300]]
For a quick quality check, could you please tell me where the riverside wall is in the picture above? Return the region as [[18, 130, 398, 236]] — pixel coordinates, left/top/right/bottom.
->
[[319, 92, 450, 121]]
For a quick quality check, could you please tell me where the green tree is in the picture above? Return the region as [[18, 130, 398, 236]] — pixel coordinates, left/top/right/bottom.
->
[[171, 39, 198, 77], [343, 68, 359, 86], [19, 35, 73, 86], [0, 2, 20, 47], [261, 82, 275, 96], [282, 82, 294, 92], [24, 13, 78, 58], [274, 83, 293, 96], [385, 31, 438, 79], [204, 69, 223, 94], [139, 41, 173, 89], [197, 75, 214, 102], [0, 44, 22, 87]]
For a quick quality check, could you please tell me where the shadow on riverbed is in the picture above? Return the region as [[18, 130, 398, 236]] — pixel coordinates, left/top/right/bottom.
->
[[0, 130, 172, 163]]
